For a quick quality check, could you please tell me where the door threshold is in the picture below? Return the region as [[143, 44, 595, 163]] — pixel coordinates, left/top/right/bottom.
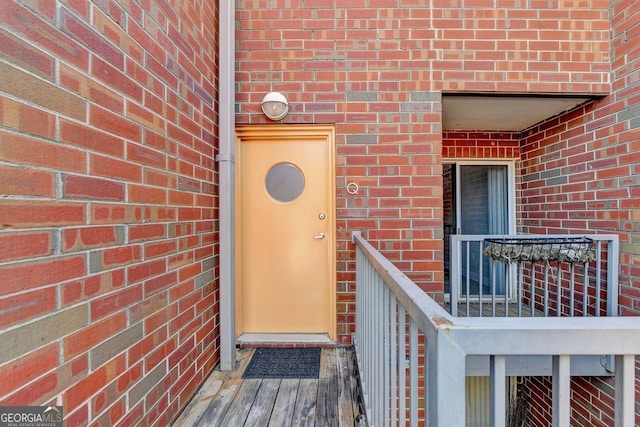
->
[[237, 333, 333, 347]]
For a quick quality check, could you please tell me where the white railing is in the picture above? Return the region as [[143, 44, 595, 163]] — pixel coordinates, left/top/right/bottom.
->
[[353, 232, 640, 427], [450, 234, 619, 318]]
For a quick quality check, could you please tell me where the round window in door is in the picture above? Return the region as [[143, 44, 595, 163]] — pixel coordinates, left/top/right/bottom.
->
[[265, 162, 305, 202]]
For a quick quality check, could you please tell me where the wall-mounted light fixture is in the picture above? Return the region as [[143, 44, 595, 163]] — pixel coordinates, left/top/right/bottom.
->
[[261, 92, 289, 121]]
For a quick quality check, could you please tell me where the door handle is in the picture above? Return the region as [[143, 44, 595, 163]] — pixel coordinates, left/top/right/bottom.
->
[[313, 233, 326, 240]]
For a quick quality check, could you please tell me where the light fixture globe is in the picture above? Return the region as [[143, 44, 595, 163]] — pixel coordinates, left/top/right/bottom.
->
[[261, 92, 289, 120]]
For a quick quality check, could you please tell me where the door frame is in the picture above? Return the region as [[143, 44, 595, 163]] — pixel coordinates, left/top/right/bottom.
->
[[443, 160, 517, 301], [234, 125, 336, 341], [450, 160, 516, 236]]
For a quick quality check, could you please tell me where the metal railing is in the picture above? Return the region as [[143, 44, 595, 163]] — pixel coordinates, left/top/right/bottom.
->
[[353, 232, 640, 427], [449, 234, 619, 318]]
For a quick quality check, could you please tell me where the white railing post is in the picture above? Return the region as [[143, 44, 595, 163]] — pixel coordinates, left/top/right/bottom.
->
[[382, 284, 390, 425], [478, 242, 483, 317], [427, 330, 466, 427], [607, 237, 619, 317], [398, 305, 407, 426], [596, 240, 602, 316], [450, 235, 460, 316], [389, 293, 397, 427], [552, 355, 571, 427], [614, 354, 634, 427], [409, 321, 419, 427], [490, 355, 506, 427], [374, 273, 383, 425], [354, 241, 371, 420]]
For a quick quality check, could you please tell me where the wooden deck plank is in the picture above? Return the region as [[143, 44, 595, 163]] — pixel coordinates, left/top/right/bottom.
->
[[291, 378, 318, 427], [448, 301, 540, 317], [317, 348, 338, 424], [245, 379, 281, 426], [267, 379, 299, 427], [193, 380, 238, 427], [337, 347, 356, 426], [175, 376, 223, 426], [218, 379, 261, 427], [194, 350, 253, 427], [348, 346, 366, 422]]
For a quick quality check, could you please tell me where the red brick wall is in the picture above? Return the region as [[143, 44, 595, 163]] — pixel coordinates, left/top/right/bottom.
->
[[518, 0, 640, 423], [520, 37, 639, 314], [443, 131, 520, 160], [237, 0, 611, 114], [0, 1, 219, 424], [236, 1, 608, 343]]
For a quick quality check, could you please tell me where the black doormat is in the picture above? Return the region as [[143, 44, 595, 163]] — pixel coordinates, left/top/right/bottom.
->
[[242, 347, 321, 379]]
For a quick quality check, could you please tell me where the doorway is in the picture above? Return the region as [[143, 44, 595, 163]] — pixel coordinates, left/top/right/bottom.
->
[[235, 126, 336, 341], [443, 162, 515, 298]]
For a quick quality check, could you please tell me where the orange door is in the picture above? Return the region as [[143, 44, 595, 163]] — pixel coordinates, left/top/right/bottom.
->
[[236, 126, 335, 339]]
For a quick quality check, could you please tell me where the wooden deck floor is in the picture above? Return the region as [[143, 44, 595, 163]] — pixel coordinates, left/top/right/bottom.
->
[[447, 301, 541, 317], [174, 347, 365, 427]]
